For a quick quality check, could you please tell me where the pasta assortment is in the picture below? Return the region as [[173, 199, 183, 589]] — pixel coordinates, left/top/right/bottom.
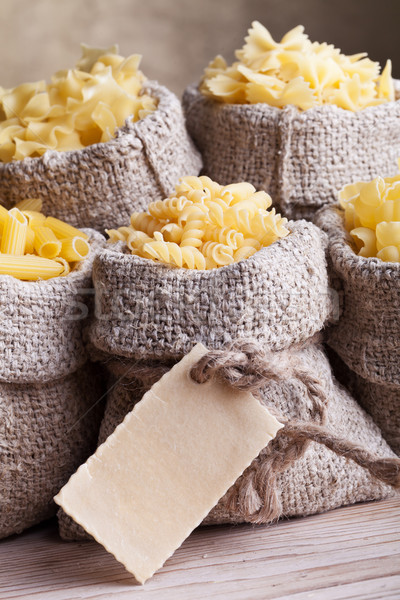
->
[[0, 45, 157, 162], [200, 21, 394, 111], [106, 176, 289, 269], [339, 158, 400, 262], [0, 198, 90, 279]]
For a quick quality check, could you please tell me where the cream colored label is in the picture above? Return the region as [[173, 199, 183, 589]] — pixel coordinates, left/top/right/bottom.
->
[[54, 343, 283, 584]]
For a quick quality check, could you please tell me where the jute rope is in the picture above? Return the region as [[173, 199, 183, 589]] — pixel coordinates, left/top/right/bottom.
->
[[103, 339, 400, 524], [189, 340, 400, 523]]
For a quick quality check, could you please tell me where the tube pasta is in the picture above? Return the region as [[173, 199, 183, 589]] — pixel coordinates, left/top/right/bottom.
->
[[107, 175, 289, 270], [1, 208, 28, 255], [59, 237, 90, 262], [200, 21, 394, 111], [25, 227, 36, 254], [16, 198, 43, 212], [34, 226, 62, 259], [0, 200, 90, 279], [45, 217, 89, 240], [339, 164, 400, 262], [0, 205, 9, 233], [0, 254, 64, 280], [53, 256, 71, 276], [22, 210, 46, 229]]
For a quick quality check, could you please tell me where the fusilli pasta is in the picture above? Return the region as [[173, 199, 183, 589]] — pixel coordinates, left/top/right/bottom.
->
[[106, 175, 289, 270]]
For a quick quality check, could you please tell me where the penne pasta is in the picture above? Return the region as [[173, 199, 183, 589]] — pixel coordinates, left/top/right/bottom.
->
[[59, 236, 90, 262], [25, 226, 35, 254], [16, 198, 43, 212], [34, 226, 62, 259], [1, 208, 28, 255], [45, 217, 89, 241], [0, 205, 9, 234], [53, 256, 71, 276], [0, 254, 64, 280], [0, 205, 90, 280], [22, 210, 46, 229]]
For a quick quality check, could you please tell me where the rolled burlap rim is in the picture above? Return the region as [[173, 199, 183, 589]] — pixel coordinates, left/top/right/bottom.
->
[[103, 338, 400, 525]]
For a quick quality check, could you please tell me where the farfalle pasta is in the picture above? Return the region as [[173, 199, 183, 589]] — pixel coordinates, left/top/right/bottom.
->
[[0, 45, 157, 162], [200, 21, 394, 111], [106, 176, 289, 269], [339, 159, 400, 262]]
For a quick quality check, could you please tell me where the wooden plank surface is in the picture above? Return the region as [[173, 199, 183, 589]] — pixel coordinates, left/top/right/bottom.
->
[[1, 496, 399, 600]]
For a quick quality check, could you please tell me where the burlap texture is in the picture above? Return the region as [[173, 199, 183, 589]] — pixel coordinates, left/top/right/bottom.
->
[[0, 82, 202, 231], [316, 206, 400, 455], [58, 219, 396, 539], [0, 229, 105, 384], [183, 82, 400, 221], [91, 220, 333, 359], [327, 347, 400, 456], [0, 231, 108, 539], [0, 363, 105, 539]]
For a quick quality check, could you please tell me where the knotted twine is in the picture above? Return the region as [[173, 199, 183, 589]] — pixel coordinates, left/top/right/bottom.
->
[[106, 339, 400, 525]]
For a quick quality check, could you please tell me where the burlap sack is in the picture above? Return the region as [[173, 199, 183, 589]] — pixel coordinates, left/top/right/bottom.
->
[[0, 364, 105, 539], [90, 220, 332, 358], [0, 82, 202, 231], [58, 219, 399, 539], [183, 82, 400, 221], [0, 230, 107, 538], [316, 206, 400, 454]]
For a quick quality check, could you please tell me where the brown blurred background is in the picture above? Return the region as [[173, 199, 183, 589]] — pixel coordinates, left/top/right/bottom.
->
[[0, 0, 399, 95]]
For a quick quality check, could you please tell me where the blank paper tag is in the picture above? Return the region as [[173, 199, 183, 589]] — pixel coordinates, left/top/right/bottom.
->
[[54, 343, 283, 583]]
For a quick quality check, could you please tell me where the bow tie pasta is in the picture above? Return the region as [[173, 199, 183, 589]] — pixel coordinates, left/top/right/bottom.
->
[[0, 45, 157, 162], [200, 21, 394, 111], [106, 176, 289, 270], [339, 158, 400, 262]]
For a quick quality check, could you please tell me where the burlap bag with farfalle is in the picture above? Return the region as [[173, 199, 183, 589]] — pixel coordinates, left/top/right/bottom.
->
[[183, 82, 400, 221], [0, 82, 202, 232], [58, 220, 400, 540], [316, 206, 400, 455], [0, 230, 106, 539]]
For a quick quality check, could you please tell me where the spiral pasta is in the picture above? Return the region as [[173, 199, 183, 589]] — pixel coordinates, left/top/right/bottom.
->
[[0, 45, 157, 162], [339, 159, 400, 262], [106, 175, 289, 270], [200, 21, 394, 111]]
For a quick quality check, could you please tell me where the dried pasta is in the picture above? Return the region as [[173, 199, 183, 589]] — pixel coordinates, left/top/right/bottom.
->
[[16, 198, 43, 212], [0, 45, 157, 162], [200, 22, 394, 111], [0, 200, 90, 280], [1, 208, 28, 255], [339, 159, 400, 262], [107, 175, 289, 270], [34, 226, 62, 259]]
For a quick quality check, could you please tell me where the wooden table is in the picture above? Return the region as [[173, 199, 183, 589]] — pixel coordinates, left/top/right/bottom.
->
[[1, 496, 399, 600]]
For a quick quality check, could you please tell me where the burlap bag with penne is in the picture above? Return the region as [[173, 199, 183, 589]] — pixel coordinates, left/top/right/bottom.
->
[[183, 23, 400, 221], [0, 47, 201, 232], [0, 202, 106, 539], [316, 205, 400, 455], [58, 215, 399, 540]]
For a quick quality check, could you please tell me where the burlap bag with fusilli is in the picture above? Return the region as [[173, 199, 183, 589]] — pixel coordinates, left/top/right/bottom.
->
[[0, 82, 202, 232], [316, 206, 400, 455], [183, 82, 400, 221], [0, 230, 106, 539], [58, 220, 399, 540]]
